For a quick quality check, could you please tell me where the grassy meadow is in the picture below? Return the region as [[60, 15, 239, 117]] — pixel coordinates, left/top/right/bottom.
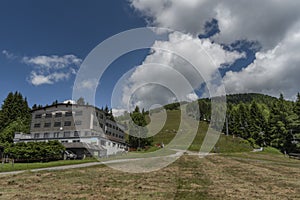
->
[[0, 152, 299, 199]]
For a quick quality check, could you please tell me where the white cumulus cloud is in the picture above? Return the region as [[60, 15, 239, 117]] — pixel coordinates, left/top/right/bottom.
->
[[29, 71, 70, 86], [222, 22, 300, 99], [23, 54, 82, 86], [116, 32, 244, 110], [129, 0, 300, 100]]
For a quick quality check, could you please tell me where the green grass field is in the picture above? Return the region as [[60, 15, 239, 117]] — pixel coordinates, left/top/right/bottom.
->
[[0, 158, 96, 173]]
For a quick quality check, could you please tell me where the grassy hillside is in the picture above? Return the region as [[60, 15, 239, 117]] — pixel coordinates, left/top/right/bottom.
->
[[149, 109, 253, 153]]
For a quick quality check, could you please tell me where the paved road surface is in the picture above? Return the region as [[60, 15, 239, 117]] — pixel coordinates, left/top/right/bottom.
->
[[0, 149, 215, 176]]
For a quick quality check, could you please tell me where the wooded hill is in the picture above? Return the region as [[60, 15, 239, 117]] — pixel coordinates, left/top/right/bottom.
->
[[186, 93, 300, 153]]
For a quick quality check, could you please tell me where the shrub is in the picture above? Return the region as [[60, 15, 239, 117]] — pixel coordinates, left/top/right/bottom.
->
[[4, 141, 65, 162]]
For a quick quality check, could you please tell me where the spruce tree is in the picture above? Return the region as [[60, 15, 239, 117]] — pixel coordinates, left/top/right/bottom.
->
[[295, 93, 300, 123], [0, 92, 30, 132], [238, 103, 250, 139], [0, 92, 31, 144], [128, 106, 152, 149]]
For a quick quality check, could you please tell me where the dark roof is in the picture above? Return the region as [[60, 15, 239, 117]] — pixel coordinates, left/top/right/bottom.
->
[[31, 103, 103, 113]]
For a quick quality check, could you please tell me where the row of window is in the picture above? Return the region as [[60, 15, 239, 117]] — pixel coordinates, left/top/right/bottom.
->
[[61, 140, 80, 143], [33, 130, 110, 139], [35, 110, 106, 119], [106, 123, 122, 131], [105, 131, 124, 139], [34, 131, 81, 139], [35, 111, 83, 119], [33, 130, 124, 140], [34, 121, 78, 128]]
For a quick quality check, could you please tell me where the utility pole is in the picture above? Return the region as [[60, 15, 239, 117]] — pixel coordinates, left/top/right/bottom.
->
[[138, 128, 140, 149], [226, 116, 229, 136]]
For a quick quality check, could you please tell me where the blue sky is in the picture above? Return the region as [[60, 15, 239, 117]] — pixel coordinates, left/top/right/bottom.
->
[[1, 0, 300, 111], [0, 0, 147, 107]]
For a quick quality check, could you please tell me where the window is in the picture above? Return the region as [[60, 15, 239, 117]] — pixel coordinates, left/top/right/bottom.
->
[[64, 131, 70, 137], [64, 121, 71, 126], [72, 140, 80, 143], [75, 120, 82, 125], [75, 110, 83, 116], [65, 112, 72, 117], [53, 132, 60, 138], [44, 132, 49, 138], [61, 140, 68, 143], [34, 133, 40, 138], [54, 122, 61, 127], [45, 113, 52, 118], [55, 112, 62, 118], [35, 114, 42, 119], [44, 122, 51, 128], [74, 131, 80, 137], [34, 123, 41, 128], [100, 123, 103, 128], [101, 140, 106, 146]]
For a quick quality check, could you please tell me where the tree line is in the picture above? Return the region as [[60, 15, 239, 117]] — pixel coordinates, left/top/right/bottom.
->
[[186, 93, 300, 153]]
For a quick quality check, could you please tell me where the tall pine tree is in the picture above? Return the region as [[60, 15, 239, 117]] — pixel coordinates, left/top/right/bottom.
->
[[128, 106, 153, 149], [0, 92, 31, 144]]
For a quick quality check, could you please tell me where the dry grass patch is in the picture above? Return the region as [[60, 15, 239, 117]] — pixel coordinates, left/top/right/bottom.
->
[[0, 153, 299, 200]]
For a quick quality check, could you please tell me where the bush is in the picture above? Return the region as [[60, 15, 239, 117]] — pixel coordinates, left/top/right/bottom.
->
[[247, 138, 260, 148], [261, 147, 282, 155], [4, 141, 65, 162]]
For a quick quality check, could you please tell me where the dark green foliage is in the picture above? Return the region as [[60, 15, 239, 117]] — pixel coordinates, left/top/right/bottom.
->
[[102, 105, 115, 121], [0, 92, 31, 144], [295, 93, 300, 117], [0, 118, 30, 144], [4, 141, 65, 162], [186, 93, 300, 153], [0, 92, 30, 131], [164, 102, 180, 110], [128, 106, 153, 149], [226, 93, 279, 105], [52, 100, 58, 105], [186, 99, 211, 121]]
